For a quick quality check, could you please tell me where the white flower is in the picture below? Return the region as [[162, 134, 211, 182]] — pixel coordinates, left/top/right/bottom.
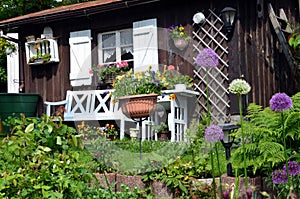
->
[[228, 79, 251, 95]]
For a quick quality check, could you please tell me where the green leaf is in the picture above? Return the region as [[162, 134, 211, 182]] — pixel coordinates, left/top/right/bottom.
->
[[56, 136, 62, 145], [25, 123, 34, 133], [41, 146, 51, 152]]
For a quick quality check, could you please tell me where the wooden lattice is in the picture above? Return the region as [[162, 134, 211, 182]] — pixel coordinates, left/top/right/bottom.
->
[[192, 9, 230, 123]]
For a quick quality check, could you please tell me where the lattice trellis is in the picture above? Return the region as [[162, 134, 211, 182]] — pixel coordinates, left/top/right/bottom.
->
[[192, 9, 230, 123]]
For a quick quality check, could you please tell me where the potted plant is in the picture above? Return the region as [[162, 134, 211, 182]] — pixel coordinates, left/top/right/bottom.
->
[[90, 60, 131, 84], [168, 25, 191, 50], [160, 65, 193, 90], [112, 66, 163, 119], [152, 122, 169, 141]]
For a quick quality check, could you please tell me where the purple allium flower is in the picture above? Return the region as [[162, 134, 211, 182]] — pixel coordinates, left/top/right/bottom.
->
[[283, 161, 300, 176], [269, 93, 292, 112], [196, 48, 219, 68], [246, 189, 253, 199], [204, 124, 224, 143], [272, 169, 288, 184], [223, 190, 230, 199]]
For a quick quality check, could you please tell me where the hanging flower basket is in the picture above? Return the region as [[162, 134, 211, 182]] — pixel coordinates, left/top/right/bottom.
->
[[173, 38, 189, 51], [119, 94, 158, 119]]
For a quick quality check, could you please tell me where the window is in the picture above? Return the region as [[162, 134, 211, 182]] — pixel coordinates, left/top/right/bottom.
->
[[98, 29, 133, 67]]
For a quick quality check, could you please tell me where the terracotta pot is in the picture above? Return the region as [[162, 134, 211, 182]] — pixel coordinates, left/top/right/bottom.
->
[[119, 94, 158, 119], [158, 130, 169, 141], [173, 38, 189, 50]]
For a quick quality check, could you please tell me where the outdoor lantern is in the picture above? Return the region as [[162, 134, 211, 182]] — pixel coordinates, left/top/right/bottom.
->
[[220, 7, 237, 36], [193, 12, 206, 24], [219, 123, 240, 177]]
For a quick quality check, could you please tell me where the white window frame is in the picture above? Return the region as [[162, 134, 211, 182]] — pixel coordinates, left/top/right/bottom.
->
[[97, 29, 133, 65]]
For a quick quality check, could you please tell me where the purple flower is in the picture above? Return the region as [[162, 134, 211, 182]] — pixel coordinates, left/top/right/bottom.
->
[[152, 71, 156, 83], [196, 48, 219, 68], [103, 91, 109, 96], [272, 169, 288, 184], [204, 125, 224, 143], [269, 93, 292, 112], [94, 153, 99, 159], [246, 189, 253, 199], [283, 161, 300, 176], [223, 190, 230, 199]]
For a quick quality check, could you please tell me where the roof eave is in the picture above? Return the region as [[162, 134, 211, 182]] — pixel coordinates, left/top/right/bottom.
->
[[0, 0, 160, 29]]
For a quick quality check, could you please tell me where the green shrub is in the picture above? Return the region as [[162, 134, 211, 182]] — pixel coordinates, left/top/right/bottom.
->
[[231, 92, 300, 176], [0, 115, 97, 198]]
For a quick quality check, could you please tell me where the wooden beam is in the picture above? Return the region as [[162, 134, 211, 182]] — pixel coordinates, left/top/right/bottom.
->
[[268, 3, 296, 73]]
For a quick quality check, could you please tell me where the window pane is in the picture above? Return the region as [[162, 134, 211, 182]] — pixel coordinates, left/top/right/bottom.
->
[[120, 30, 133, 46], [121, 47, 133, 60], [102, 33, 116, 48], [103, 49, 116, 63]]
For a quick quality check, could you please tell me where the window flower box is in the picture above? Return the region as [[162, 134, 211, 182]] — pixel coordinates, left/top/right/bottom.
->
[[25, 38, 59, 65]]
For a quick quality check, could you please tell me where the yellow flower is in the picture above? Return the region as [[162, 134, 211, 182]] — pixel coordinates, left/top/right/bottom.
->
[[180, 32, 184, 37], [116, 75, 124, 80], [77, 121, 85, 130], [179, 26, 184, 31], [170, 94, 176, 101]]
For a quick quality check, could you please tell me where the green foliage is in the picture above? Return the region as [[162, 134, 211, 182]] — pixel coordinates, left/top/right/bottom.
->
[[0, 38, 17, 83], [231, 92, 300, 176], [141, 120, 226, 198], [113, 67, 163, 98], [0, 115, 95, 198], [0, 115, 152, 198]]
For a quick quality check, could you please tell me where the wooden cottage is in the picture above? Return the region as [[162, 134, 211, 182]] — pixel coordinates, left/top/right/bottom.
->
[[0, 0, 299, 126]]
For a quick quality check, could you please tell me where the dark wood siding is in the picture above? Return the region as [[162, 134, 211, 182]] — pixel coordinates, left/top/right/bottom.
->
[[13, 0, 300, 115]]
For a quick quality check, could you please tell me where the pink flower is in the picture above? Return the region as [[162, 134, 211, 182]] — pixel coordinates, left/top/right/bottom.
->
[[89, 69, 93, 74], [168, 65, 175, 70], [116, 60, 128, 68], [97, 64, 104, 68]]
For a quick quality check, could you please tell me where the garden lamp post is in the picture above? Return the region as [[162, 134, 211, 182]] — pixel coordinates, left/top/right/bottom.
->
[[219, 123, 240, 177]]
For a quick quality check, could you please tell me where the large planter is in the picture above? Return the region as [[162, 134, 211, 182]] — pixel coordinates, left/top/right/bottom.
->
[[0, 93, 40, 121], [119, 94, 158, 119]]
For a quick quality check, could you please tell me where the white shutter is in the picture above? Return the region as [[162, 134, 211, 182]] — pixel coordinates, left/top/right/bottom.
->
[[7, 33, 19, 93], [133, 19, 159, 71], [69, 30, 92, 86]]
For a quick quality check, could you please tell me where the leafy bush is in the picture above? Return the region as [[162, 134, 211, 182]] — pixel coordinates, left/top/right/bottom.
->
[[230, 92, 300, 177], [0, 115, 97, 198], [0, 115, 151, 198]]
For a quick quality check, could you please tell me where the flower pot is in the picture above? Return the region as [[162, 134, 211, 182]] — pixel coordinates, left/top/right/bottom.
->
[[129, 128, 139, 139], [158, 130, 169, 141], [103, 72, 126, 84], [173, 38, 189, 51], [174, 84, 187, 91], [119, 94, 158, 119]]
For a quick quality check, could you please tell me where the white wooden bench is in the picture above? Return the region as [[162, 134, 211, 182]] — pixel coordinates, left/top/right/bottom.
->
[[44, 89, 130, 139], [44, 89, 199, 142]]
